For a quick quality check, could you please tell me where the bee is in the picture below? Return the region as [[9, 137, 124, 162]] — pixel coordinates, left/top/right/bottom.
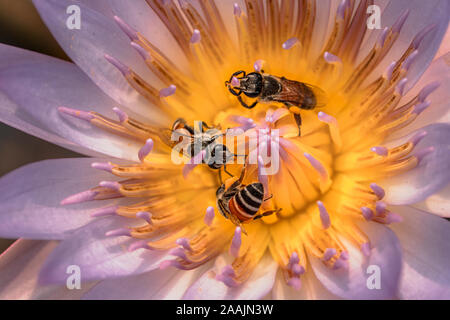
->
[[160, 118, 241, 176], [216, 162, 281, 233], [225, 70, 327, 136]]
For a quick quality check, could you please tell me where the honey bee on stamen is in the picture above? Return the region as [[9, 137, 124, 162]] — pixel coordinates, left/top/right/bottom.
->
[[216, 161, 281, 234], [160, 118, 244, 177], [225, 70, 327, 136]]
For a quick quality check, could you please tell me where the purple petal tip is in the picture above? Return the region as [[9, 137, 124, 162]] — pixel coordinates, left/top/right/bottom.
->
[[113, 16, 138, 40], [392, 9, 410, 33], [131, 41, 150, 60], [60, 190, 98, 205], [229, 227, 242, 258], [159, 84, 176, 98], [104, 54, 130, 76], [361, 207, 374, 221], [324, 52, 341, 64], [322, 248, 337, 261], [287, 277, 302, 290], [58, 106, 94, 122], [384, 61, 396, 81], [231, 76, 240, 87], [282, 37, 299, 50], [387, 212, 403, 224], [317, 201, 331, 229], [253, 59, 264, 72], [418, 81, 440, 102], [204, 206, 215, 226], [91, 162, 113, 173], [396, 78, 408, 96], [112, 107, 128, 123], [129, 240, 150, 252], [370, 183, 385, 199], [136, 211, 152, 223], [105, 228, 131, 237], [99, 181, 121, 191], [90, 205, 118, 218], [190, 29, 201, 43], [410, 130, 427, 146], [138, 138, 154, 162], [361, 242, 371, 257], [233, 3, 242, 17], [371, 146, 388, 156]]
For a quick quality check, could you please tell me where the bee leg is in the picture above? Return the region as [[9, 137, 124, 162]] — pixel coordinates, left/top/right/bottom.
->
[[237, 158, 249, 183], [254, 208, 282, 220], [263, 194, 273, 202], [249, 101, 258, 108], [232, 70, 246, 78], [218, 167, 224, 185], [233, 153, 248, 168], [241, 225, 248, 235], [228, 213, 246, 233], [229, 87, 242, 96], [233, 153, 247, 157], [238, 96, 258, 109], [293, 113, 302, 137], [226, 71, 246, 88], [223, 165, 233, 177]]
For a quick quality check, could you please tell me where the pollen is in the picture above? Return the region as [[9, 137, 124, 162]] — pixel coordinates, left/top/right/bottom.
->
[[58, 0, 439, 290]]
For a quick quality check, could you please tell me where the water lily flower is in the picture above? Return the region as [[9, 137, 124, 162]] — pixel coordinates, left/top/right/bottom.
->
[[0, 0, 449, 300]]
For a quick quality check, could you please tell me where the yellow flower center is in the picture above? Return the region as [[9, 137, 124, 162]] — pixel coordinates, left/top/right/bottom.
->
[[60, 0, 438, 288]]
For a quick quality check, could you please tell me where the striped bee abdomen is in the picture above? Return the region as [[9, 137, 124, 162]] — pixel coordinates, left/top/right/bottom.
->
[[229, 183, 264, 222]]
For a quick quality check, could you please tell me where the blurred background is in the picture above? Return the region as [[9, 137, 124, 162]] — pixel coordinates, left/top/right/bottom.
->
[[0, 0, 82, 253]]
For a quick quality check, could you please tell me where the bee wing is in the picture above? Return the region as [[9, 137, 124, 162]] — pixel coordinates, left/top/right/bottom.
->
[[303, 84, 328, 107]]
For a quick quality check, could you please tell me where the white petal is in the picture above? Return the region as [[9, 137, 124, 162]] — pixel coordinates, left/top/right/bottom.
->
[[412, 183, 450, 217], [38, 217, 169, 284], [271, 268, 340, 300], [362, 0, 449, 91], [382, 123, 450, 205], [0, 240, 56, 299], [0, 158, 119, 240], [82, 262, 211, 300], [183, 253, 278, 300], [32, 0, 167, 120], [0, 91, 96, 157], [310, 222, 402, 299], [394, 52, 450, 138], [0, 43, 144, 161], [434, 26, 450, 60], [107, 0, 189, 73], [390, 205, 450, 299], [0, 239, 95, 299]]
